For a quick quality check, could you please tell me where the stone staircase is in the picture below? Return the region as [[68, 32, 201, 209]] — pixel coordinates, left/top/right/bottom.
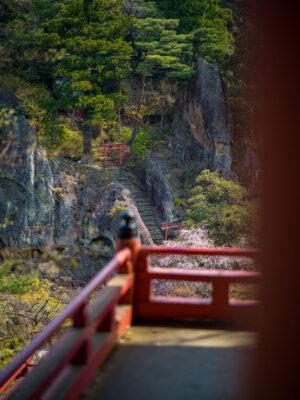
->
[[106, 162, 164, 245]]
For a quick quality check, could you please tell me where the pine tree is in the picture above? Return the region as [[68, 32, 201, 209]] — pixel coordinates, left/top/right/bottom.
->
[[157, 0, 233, 71], [39, 0, 133, 162], [0, 0, 63, 82], [130, 10, 193, 143]]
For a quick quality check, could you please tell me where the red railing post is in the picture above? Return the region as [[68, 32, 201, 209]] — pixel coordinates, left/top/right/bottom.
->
[[116, 210, 141, 308], [104, 145, 107, 168], [134, 254, 151, 311], [72, 300, 92, 364], [73, 301, 89, 328], [212, 281, 229, 313], [165, 224, 168, 240]]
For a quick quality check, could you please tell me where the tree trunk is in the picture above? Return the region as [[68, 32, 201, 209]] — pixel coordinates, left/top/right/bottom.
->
[[82, 124, 93, 164], [118, 107, 121, 142], [130, 73, 146, 145], [160, 109, 164, 135]]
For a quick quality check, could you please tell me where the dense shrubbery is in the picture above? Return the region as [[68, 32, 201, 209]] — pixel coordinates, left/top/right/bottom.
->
[[0, 0, 237, 159], [187, 170, 258, 246], [0, 256, 73, 368]]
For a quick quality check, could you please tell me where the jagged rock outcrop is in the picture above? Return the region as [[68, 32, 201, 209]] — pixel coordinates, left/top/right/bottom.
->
[[136, 154, 175, 223], [173, 59, 233, 176], [0, 86, 152, 258]]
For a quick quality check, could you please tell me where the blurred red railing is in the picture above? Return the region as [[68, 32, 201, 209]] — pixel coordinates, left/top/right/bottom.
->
[[0, 357, 35, 394], [0, 248, 133, 399], [134, 246, 260, 321]]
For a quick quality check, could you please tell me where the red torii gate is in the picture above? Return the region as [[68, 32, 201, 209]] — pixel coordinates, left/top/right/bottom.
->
[[100, 143, 130, 168], [161, 220, 183, 241]]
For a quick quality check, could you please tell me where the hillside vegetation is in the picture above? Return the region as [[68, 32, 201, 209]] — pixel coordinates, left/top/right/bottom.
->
[[0, 0, 259, 369], [0, 0, 255, 162]]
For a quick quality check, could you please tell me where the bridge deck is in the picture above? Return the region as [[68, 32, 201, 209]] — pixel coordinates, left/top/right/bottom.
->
[[81, 322, 256, 400]]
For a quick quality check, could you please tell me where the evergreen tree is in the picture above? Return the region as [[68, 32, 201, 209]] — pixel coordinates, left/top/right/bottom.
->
[[157, 0, 233, 72], [157, 0, 232, 34], [39, 0, 133, 162], [130, 6, 193, 143], [0, 0, 63, 82]]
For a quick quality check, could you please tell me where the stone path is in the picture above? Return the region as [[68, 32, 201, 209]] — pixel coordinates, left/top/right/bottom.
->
[[81, 322, 257, 400], [106, 162, 164, 245]]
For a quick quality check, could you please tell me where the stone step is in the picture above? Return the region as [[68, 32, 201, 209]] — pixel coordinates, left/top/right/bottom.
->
[[105, 167, 165, 245]]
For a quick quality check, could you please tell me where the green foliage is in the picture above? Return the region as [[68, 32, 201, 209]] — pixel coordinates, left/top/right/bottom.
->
[[43, 123, 82, 154], [157, 0, 234, 74], [0, 264, 41, 295], [119, 126, 133, 143], [108, 203, 128, 220], [192, 26, 234, 70], [0, 107, 17, 137], [0, 275, 72, 368], [39, 0, 133, 128], [131, 128, 152, 156], [0, 74, 55, 136], [132, 12, 194, 82], [158, 0, 232, 35], [187, 170, 258, 245], [0, 0, 64, 82]]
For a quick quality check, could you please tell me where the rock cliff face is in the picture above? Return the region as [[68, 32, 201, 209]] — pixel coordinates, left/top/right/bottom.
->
[[0, 87, 152, 258], [173, 59, 233, 176], [132, 59, 233, 223], [136, 154, 175, 223], [0, 59, 234, 252]]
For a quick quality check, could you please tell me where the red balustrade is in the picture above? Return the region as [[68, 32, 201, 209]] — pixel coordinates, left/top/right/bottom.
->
[[134, 246, 259, 321], [0, 212, 260, 400], [0, 247, 133, 399], [0, 358, 35, 394]]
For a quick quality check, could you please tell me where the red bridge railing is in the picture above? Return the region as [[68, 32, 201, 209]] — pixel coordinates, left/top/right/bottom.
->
[[0, 211, 260, 399]]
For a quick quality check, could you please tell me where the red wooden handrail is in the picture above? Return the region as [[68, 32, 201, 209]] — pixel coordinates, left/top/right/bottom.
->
[[0, 224, 260, 400], [0, 248, 131, 393], [138, 268, 260, 283], [139, 246, 259, 257], [0, 357, 34, 394], [133, 246, 260, 322]]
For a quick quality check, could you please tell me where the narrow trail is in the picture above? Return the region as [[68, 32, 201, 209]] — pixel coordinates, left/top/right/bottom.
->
[[106, 162, 164, 245], [92, 142, 164, 244]]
